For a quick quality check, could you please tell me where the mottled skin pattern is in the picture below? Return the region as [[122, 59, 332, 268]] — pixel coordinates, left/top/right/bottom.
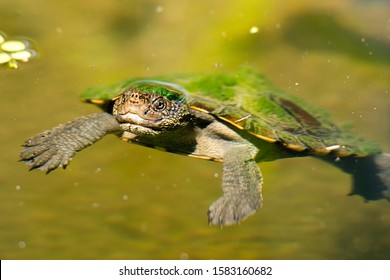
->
[[20, 70, 390, 226]]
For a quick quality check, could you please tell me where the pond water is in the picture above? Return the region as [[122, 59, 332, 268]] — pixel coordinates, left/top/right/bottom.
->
[[0, 0, 389, 259]]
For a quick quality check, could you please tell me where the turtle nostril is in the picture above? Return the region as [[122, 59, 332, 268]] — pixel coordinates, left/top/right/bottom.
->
[[130, 92, 139, 101]]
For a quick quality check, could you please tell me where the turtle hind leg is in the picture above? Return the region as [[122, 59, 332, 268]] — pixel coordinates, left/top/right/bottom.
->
[[369, 153, 390, 200], [360, 153, 390, 201], [207, 144, 263, 226], [20, 112, 121, 173], [328, 153, 390, 201]]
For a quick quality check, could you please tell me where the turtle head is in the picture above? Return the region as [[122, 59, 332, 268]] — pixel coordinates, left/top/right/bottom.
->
[[112, 81, 191, 133]]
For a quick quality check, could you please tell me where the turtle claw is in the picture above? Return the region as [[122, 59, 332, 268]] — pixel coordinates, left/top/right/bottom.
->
[[20, 129, 75, 173], [20, 113, 122, 173]]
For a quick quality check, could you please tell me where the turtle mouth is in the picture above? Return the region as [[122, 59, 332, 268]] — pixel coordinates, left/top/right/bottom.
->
[[116, 112, 163, 128]]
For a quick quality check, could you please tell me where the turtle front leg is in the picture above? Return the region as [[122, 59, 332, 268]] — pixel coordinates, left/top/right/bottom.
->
[[208, 143, 263, 226], [20, 112, 122, 173]]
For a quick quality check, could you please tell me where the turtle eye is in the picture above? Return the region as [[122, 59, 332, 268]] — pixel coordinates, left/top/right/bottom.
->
[[153, 97, 166, 111]]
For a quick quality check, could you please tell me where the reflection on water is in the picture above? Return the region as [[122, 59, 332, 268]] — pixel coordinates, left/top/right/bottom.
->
[[0, 0, 389, 260]]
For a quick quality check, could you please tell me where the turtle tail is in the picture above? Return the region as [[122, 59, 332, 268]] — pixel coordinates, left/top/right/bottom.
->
[[328, 153, 390, 201]]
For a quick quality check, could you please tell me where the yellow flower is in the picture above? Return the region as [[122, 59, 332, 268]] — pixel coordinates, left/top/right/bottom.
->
[[0, 32, 36, 69]]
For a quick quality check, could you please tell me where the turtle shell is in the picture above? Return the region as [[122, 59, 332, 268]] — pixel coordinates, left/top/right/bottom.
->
[[81, 67, 380, 158]]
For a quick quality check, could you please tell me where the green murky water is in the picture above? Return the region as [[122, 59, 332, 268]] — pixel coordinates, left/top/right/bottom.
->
[[1, 0, 389, 259]]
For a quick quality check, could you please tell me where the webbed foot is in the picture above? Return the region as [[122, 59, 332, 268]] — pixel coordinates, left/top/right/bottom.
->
[[327, 152, 390, 201], [208, 192, 260, 226], [20, 129, 75, 173], [20, 112, 121, 173]]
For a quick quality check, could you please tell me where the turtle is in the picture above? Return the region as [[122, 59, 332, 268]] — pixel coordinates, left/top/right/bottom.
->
[[20, 67, 390, 226]]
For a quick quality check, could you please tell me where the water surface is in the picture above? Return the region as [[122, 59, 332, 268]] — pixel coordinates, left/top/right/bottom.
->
[[0, 0, 389, 259]]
